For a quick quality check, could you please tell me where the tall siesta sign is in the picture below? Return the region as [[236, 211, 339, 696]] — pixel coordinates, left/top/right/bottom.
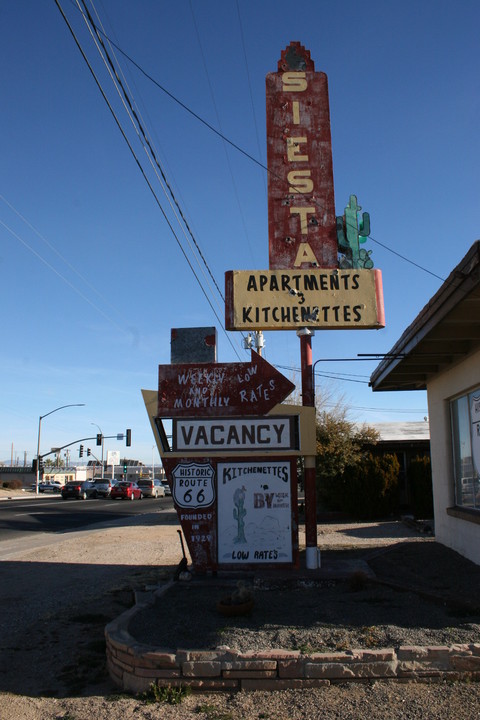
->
[[266, 42, 337, 270], [225, 42, 385, 332]]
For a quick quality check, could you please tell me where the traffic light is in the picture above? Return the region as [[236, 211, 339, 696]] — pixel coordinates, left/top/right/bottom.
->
[[96, 433, 102, 446], [79, 445, 84, 458], [87, 448, 91, 456], [126, 429, 131, 447], [123, 462, 128, 474], [32, 458, 37, 472], [38, 457, 44, 471]]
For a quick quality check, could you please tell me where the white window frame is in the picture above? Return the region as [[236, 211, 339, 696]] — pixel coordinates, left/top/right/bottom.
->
[[450, 387, 480, 510]]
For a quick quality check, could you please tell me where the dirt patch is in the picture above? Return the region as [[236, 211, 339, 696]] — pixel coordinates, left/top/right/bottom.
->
[[3, 512, 480, 719]]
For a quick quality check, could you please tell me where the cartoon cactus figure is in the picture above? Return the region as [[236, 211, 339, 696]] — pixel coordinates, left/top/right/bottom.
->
[[233, 486, 247, 544], [336, 195, 374, 269]]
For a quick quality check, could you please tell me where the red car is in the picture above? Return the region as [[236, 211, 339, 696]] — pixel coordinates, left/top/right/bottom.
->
[[110, 481, 143, 501]]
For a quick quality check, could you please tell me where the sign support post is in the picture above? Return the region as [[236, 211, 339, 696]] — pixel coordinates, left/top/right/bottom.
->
[[145, 44, 387, 576], [224, 42, 385, 571], [298, 328, 318, 568]]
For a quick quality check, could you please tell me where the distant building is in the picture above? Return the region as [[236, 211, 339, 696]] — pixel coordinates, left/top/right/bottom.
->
[[366, 422, 430, 511], [0, 458, 161, 489], [371, 241, 480, 565]]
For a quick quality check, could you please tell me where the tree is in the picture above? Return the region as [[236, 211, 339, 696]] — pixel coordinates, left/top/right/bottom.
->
[[340, 452, 400, 519], [44, 456, 65, 469], [285, 376, 399, 518], [315, 407, 379, 511]]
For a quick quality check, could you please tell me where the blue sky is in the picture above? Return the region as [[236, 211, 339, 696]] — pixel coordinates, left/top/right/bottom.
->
[[1, 0, 479, 465]]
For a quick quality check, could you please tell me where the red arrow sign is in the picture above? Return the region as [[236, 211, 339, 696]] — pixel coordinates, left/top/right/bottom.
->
[[157, 351, 295, 418]]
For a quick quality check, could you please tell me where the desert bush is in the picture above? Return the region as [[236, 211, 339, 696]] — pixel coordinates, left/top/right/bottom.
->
[[315, 411, 378, 511], [342, 452, 400, 519], [408, 455, 433, 518], [2, 478, 23, 490]]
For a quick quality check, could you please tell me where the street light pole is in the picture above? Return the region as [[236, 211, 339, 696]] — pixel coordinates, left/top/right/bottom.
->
[[36, 403, 85, 494]]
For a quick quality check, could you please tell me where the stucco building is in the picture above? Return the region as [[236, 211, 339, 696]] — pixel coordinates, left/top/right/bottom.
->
[[371, 241, 480, 564]]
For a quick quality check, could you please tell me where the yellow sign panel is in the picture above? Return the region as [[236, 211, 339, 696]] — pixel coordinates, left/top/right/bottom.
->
[[225, 268, 385, 331]]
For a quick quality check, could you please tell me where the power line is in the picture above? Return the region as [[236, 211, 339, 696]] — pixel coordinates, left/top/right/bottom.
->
[[64, 0, 450, 311], [189, 0, 255, 263], [275, 363, 370, 385], [0, 193, 125, 325], [368, 234, 445, 283], [0, 218, 129, 335], [78, 0, 226, 306], [78, 13, 447, 286], [76, 0, 243, 357], [235, 0, 267, 197], [56, 0, 241, 358]]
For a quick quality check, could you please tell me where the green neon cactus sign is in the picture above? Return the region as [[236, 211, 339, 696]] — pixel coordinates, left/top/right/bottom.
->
[[337, 195, 374, 270]]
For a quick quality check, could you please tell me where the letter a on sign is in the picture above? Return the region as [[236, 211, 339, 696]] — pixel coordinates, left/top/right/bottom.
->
[[266, 42, 337, 270]]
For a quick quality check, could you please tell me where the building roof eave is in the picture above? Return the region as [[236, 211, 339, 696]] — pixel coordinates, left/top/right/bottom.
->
[[370, 241, 480, 392]]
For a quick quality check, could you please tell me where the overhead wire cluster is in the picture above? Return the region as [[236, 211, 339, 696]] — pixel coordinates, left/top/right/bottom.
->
[[55, 0, 245, 359], [9, 0, 447, 398]]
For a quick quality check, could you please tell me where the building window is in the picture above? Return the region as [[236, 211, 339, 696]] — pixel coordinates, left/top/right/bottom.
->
[[451, 388, 480, 509]]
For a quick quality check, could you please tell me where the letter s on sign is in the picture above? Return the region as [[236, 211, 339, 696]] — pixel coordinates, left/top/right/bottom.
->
[[288, 170, 313, 194], [282, 71, 307, 92]]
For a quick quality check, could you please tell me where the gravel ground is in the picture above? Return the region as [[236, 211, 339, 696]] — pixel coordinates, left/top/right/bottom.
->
[[130, 527, 480, 654], [130, 570, 480, 654], [2, 490, 480, 719]]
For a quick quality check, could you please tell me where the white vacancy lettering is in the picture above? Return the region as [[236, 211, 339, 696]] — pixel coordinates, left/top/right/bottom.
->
[[174, 418, 294, 452]]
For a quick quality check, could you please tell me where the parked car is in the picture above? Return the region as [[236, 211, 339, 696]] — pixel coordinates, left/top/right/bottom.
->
[[61, 481, 97, 500], [161, 480, 172, 496], [137, 478, 165, 498], [93, 478, 115, 497], [110, 481, 142, 501], [38, 481, 63, 493]]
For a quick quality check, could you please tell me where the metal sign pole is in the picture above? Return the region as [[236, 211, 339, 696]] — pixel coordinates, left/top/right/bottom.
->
[[298, 329, 319, 569]]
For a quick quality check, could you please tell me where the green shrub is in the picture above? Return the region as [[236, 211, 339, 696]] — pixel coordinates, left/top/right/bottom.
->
[[340, 452, 400, 520], [140, 683, 191, 705], [408, 455, 433, 518], [315, 412, 378, 511]]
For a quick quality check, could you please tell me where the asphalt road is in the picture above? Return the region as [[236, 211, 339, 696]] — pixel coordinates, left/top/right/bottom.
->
[[0, 493, 174, 542]]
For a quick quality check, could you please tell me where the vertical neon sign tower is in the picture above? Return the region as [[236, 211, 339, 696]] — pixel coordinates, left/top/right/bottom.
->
[[266, 42, 337, 271], [266, 42, 338, 568]]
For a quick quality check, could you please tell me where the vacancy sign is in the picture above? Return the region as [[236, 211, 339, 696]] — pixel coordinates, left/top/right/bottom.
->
[[172, 415, 299, 453]]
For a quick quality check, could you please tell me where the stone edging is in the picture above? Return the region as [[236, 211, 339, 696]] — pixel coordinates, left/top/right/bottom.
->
[[105, 590, 480, 693]]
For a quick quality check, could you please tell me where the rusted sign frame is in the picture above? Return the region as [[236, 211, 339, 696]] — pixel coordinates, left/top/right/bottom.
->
[[157, 350, 295, 418], [266, 42, 337, 270]]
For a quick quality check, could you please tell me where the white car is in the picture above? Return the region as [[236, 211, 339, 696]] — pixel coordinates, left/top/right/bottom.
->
[[92, 478, 115, 497], [136, 478, 166, 498], [37, 481, 63, 493]]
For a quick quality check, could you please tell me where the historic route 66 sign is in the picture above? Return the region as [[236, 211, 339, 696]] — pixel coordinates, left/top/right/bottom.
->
[[171, 462, 215, 509]]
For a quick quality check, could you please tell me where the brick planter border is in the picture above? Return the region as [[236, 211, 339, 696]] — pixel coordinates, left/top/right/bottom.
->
[[105, 603, 480, 693]]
